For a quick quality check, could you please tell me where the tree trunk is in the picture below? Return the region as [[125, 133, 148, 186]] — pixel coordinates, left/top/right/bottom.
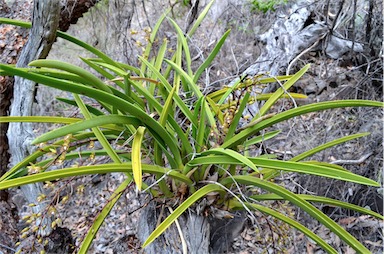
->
[[136, 199, 247, 254], [0, 0, 99, 252], [0, 1, 31, 253], [7, 0, 60, 248], [228, 0, 364, 116], [59, 0, 99, 32]]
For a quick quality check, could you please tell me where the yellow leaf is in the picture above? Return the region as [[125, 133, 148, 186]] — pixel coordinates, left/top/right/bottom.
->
[[132, 126, 146, 191]]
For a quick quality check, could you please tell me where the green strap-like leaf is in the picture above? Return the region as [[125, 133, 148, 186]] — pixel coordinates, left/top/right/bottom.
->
[[187, 0, 215, 37], [79, 178, 131, 254], [243, 130, 281, 147], [222, 100, 383, 149], [0, 18, 122, 69], [138, 56, 197, 128], [262, 132, 372, 180], [291, 133, 371, 162], [164, 59, 203, 99], [168, 18, 193, 76], [0, 116, 80, 124], [221, 175, 371, 253], [224, 92, 250, 142], [196, 98, 207, 153], [200, 148, 259, 172], [29, 60, 112, 94], [248, 158, 379, 186], [229, 200, 338, 254], [256, 64, 310, 118], [193, 29, 231, 83], [140, 9, 169, 73], [0, 64, 182, 168], [0, 163, 193, 190], [142, 184, 224, 248], [32, 115, 140, 144], [186, 154, 379, 186], [0, 131, 116, 181], [74, 95, 123, 166], [56, 98, 105, 116], [251, 193, 384, 220]]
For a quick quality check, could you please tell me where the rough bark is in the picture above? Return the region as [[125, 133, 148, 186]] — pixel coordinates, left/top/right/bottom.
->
[[136, 199, 246, 254], [228, 0, 364, 116], [0, 0, 99, 252], [7, 0, 60, 244], [0, 1, 30, 253], [59, 0, 99, 32], [1, 0, 99, 175]]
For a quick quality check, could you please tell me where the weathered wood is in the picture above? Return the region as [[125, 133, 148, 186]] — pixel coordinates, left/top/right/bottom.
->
[[228, 0, 364, 116], [136, 199, 246, 254], [137, 201, 211, 254], [8, 0, 60, 239], [0, 1, 30, 253], [59, 0, 100, 32]]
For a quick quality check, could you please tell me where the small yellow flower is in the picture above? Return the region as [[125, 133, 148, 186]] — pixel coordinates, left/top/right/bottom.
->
[[61, 195, 69, 204], [37, 194, 46, 202], [77, 185, 85, 194]]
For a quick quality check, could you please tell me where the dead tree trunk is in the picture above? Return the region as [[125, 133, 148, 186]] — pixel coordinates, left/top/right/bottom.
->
[[0, 1, 31, 253], [0, 0, 99, 252], [135, 198, 246, 254], [229, 0, 364, 116], [7, 0, 60, 245]]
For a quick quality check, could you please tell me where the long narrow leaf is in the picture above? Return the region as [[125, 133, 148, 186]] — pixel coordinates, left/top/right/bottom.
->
[[196, 99, 207, 152], [225, 92, 250, 141], [168, 18, 192, 76], [0, 116, 80, 124], [251, 194, 384, 220], [132, 127, 146, 190], [0, 163, 193, 190], [138, 57, 197, 128], [229, 200, 338, 254], [79, 178, 131, 253], [256, 64, 310, 117], [243, 130, 281, 147], [248, 158, 379, 186], [291, 133, 371, 162], [0, 64, 183, 168], [222, 100, 383, 149], [29, 60, 113, 93], [187, 0, 215, 37], [140, 10, 169, 73], [200, 148, 259, 172], [0, 131, 116, 181], [164, 59, 203, 98], [33, 115, 139, 144], [193, 29, 231, 83], [74, 95, 123, 165], [0, 18, 121, 68], [142, 184, 224, 248], [221, 176, 371, 253]]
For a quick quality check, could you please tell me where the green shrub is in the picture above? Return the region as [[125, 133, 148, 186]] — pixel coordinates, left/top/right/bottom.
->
[[250, 0, 288, 13], [0, 1, 382, 253]]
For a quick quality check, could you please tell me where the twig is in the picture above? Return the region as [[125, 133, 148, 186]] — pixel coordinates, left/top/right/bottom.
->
[[199, 180, 257, 222], [168, 207, 188, 254], [330, 152, 373, 165], [286, 32, 328, 76], [0, 242, 15, 252]]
